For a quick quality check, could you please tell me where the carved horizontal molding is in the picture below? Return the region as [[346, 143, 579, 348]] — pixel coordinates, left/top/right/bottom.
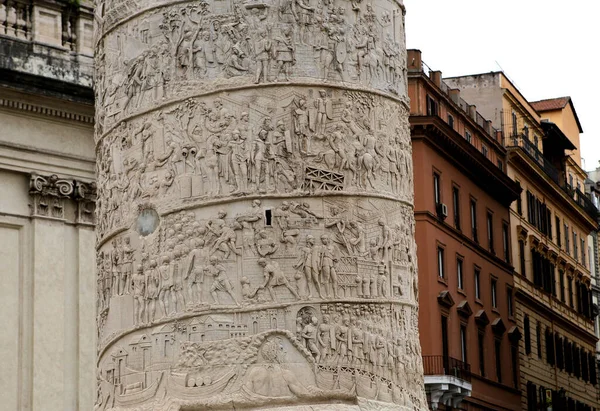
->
[[0, 97, 94, 124]]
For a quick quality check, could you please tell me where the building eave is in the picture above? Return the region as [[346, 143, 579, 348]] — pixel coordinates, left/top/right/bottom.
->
[[508, 149, 598, 231], [411, 115, 521, 207]]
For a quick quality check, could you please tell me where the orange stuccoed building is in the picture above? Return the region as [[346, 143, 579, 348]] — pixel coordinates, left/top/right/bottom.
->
[[408, 50, 522, 410]]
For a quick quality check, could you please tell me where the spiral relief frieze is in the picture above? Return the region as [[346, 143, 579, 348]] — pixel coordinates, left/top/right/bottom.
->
[[94, 0, 427, 409]]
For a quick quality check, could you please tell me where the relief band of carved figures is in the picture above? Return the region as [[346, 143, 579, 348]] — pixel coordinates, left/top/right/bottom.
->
[[95, 0, 427, 409], [93, 0, 408, 136]]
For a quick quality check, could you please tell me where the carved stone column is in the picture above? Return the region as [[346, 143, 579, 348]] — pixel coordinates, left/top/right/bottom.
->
[[94, 0, 426, 409]]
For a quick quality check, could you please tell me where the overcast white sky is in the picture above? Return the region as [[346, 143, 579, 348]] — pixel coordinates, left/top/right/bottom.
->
[[404, 0, 600, 172]]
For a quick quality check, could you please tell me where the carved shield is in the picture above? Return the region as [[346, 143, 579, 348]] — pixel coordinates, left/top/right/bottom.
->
[[284, 130, 292, 153], [336, 42, 347, 64], [308, 107, 317, 132], [325, 99, 334, 119]]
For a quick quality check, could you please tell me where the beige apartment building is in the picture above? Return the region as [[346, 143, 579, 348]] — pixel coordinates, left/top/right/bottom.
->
[[0, 1, 96, 409], [446, 72, 599, 410]]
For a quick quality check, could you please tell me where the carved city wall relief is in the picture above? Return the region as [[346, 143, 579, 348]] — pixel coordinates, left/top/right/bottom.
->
[[95, 87, 413, 240], [97, 307, 424, 410], [93, 0, 408, 134]]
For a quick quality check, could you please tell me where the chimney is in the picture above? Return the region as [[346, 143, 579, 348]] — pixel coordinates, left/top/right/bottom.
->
[[407, 49, 422, 72], [486, 120, 493, 136], [449, 89, 460, 104], [430, 70, 442, 87], [468, 105, 476, 120]]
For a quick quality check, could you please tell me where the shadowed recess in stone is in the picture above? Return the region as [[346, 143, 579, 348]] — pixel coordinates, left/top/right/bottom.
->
[[136, 208, 160, 236]]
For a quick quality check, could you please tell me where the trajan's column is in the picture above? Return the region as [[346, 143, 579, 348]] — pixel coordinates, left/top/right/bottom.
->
[[94, 0, 426, 409]]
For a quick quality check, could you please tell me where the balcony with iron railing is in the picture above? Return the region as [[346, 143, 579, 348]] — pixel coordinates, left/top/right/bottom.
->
[[506, 133, 599, 221], [423, 355, 472, 383], [423, 355, 472, 409]]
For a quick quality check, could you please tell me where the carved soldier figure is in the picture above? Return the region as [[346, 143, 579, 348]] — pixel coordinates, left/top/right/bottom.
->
[[177, 29, 194, 79], [132, 265, 146, 324], [236, 199, 262, 256], [227, 129, 249, 193], [293, 235, 324, 299], [158, 255, 174, 317], [273, 202, 300, 249], [171, 252, 186, 312], [205, 255, 239, 305], [293, 0, 314, 44], [378, 218, 393, 262], [350, 318, 364, 366], [192, 31, 214, 78], [210, 218, 242, 259], [317, 314, 335, 364], [145, 259, 159, 323], [224, 45, 249, 77], [302, 316, 321, 362], [250, 129, 271, 192], [121, 236, 134, 295], [382, 33, 397, 83], [315, 90, 333, 135], [274, 27, 295, 82], [335, 316, 351, 365], [257, 258, 300, 302], [205, 210, 227, 247], [387, 136, 400, 193], [110, 240, 121, 296], [182, 239, 204, 305], [293, 98, 311, 153], [254, 30, 272, 84], [214, 30, 232, 66], [318, 234, 339, 298], [376, 264, 388, 298]]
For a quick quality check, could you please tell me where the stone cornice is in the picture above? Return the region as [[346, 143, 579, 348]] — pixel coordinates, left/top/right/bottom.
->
[[0, 96, 94, 124]]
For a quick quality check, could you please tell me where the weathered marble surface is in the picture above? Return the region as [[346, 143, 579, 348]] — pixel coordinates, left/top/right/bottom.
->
[[94, 0, 426, 409]]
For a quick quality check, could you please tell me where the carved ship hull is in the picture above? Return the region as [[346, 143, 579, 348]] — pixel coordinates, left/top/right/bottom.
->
[[168, 366, 237, 400], [115, 373, 163, 407], [316, 366, 355, 393]]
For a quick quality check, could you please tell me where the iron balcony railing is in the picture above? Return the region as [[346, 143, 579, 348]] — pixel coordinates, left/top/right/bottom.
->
[[506, 134, 599, 221], [422, 355, 472, 383]]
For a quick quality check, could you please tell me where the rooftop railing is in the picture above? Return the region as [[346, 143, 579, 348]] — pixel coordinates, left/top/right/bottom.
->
[[506, 134, 599, 220]]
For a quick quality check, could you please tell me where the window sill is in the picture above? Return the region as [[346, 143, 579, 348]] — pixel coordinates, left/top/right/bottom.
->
[[475, 298, 483, 307], [457, 288, 467, 297], [438, 277, 448, 286], [492, 308, 499, 315]]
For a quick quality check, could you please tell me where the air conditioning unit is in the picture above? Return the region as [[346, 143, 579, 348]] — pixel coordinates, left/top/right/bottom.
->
[[441, 203, 449, 218], [437, 203, 448, 220]]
